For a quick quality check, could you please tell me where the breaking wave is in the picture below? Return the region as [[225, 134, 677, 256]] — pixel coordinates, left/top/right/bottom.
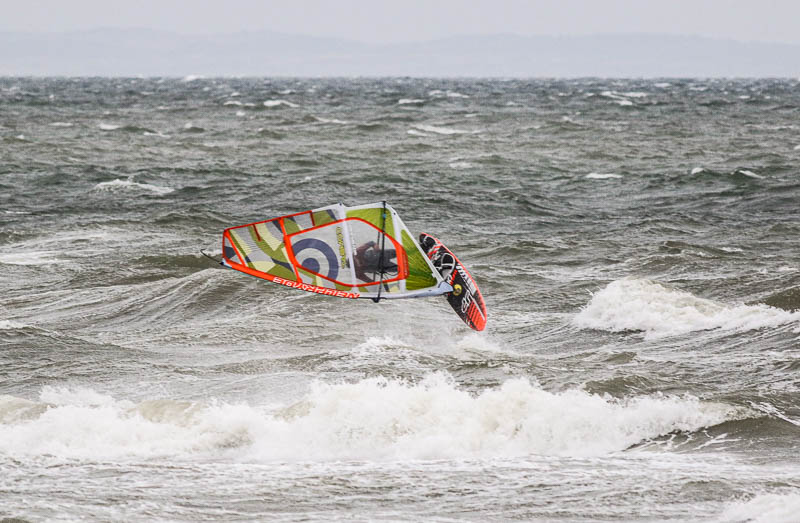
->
[[574, 278, 800, 339], [718, 492, 800, 523], [92, 179, 175, 195], [0, 376, 740, 461]]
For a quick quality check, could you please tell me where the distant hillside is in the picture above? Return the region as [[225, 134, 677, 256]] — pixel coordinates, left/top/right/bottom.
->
[[1, 29, 799, 77]]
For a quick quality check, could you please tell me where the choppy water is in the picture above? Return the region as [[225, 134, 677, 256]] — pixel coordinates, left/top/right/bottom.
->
[[2, 77, 800, 522]]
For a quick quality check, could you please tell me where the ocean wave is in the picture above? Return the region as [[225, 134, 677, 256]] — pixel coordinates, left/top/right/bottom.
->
[[586, 172, 623, 179], [263, 99, 299, 108], [600, 91, 636, 106], [574, 278, 800, 339], [0, 377, 738, 461], [411, 124, 478, 135], [314, 116, 349, 125], [0, 250, 65, 266], [98, 123, 160, 134], [718, 492, 800, 523], [0, 320, 29, 330], [92, 179, 175, 195], [181, 122, 205, 133]]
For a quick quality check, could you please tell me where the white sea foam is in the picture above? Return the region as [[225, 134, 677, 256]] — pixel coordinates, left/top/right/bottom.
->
[[449, 161, 474, 169], [223, 100, 242, 106], [49, 122, 74, 127], [314, 116, 349, 125], [182, 75, 202, 82], [263, 99, 298, 108], [398, 98, 425, 105], [794, 144, 800, 150], [574, 278, 800, 339], [93, 179, 175, 195], [0, 250, 64, 266], [734, 169, 765, 179], [718, 492, 800, 523], [654, 82, 671, 88], [0, 320, 27, 330], [0, 377, 738, 461], [428, 90, 469, 98], [98, 123, 120, 131], [586, 173, 623, 179], [143, 131, 170, 138], [600, 91, 635, 106], [412, 124, 476, 135], [235, 110, 246, 117], [407, 129, 429, 137]]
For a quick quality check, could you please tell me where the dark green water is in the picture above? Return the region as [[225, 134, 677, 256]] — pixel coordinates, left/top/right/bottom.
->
[[1, 77, 799, 521]]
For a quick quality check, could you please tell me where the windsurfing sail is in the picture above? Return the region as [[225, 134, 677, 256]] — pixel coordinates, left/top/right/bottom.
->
[[220, 202, 453, 300]]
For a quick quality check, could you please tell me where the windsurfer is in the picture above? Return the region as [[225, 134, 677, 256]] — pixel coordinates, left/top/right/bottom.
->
[[354, 240, 397, 282]]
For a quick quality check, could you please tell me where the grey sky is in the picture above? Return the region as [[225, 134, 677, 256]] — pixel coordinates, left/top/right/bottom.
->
[[4, 0, 800, 45]]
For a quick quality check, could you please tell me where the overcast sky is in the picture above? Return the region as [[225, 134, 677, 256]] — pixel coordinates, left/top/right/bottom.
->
[[4, 0, 800, 45]]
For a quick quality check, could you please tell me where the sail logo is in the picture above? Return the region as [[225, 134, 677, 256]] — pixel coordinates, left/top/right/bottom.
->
[[273, 276, 359, 299], [336, 226, 348, 268]]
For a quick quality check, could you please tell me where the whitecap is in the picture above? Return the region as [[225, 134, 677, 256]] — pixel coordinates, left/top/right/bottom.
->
[[0, 251, 64, 266], [263, 99, 298, 108], [574, 278, 800, 340], [143, 131, 170, 138], [0, 320, 27, 330], [235, 110, 246, 117], [600, 91, 634, 105], [223, 100, 242, 106], [654, 82, 671, 88], [586, 173, 623, 179], [733, 169, 765, 179], [407, 129, 429, 137], [98, 123, 120, 131], [0, 377, 741, 460], [182, 75, 202, 82], [412, 124, 476, 135], [719, 492, 800, 523], [793, 144, 800, 150], [182, 122, 205, 132], [691, 167, 706, 175], [49, 122, 74, 127], [449, 161, 474, 169], [93, 179, 174, 195], [314, 116, 349, 125], [397, 98, 425, 105]]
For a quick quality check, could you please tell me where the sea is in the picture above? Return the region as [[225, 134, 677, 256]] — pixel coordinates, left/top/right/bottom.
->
[[1, 77, 799, 522]]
